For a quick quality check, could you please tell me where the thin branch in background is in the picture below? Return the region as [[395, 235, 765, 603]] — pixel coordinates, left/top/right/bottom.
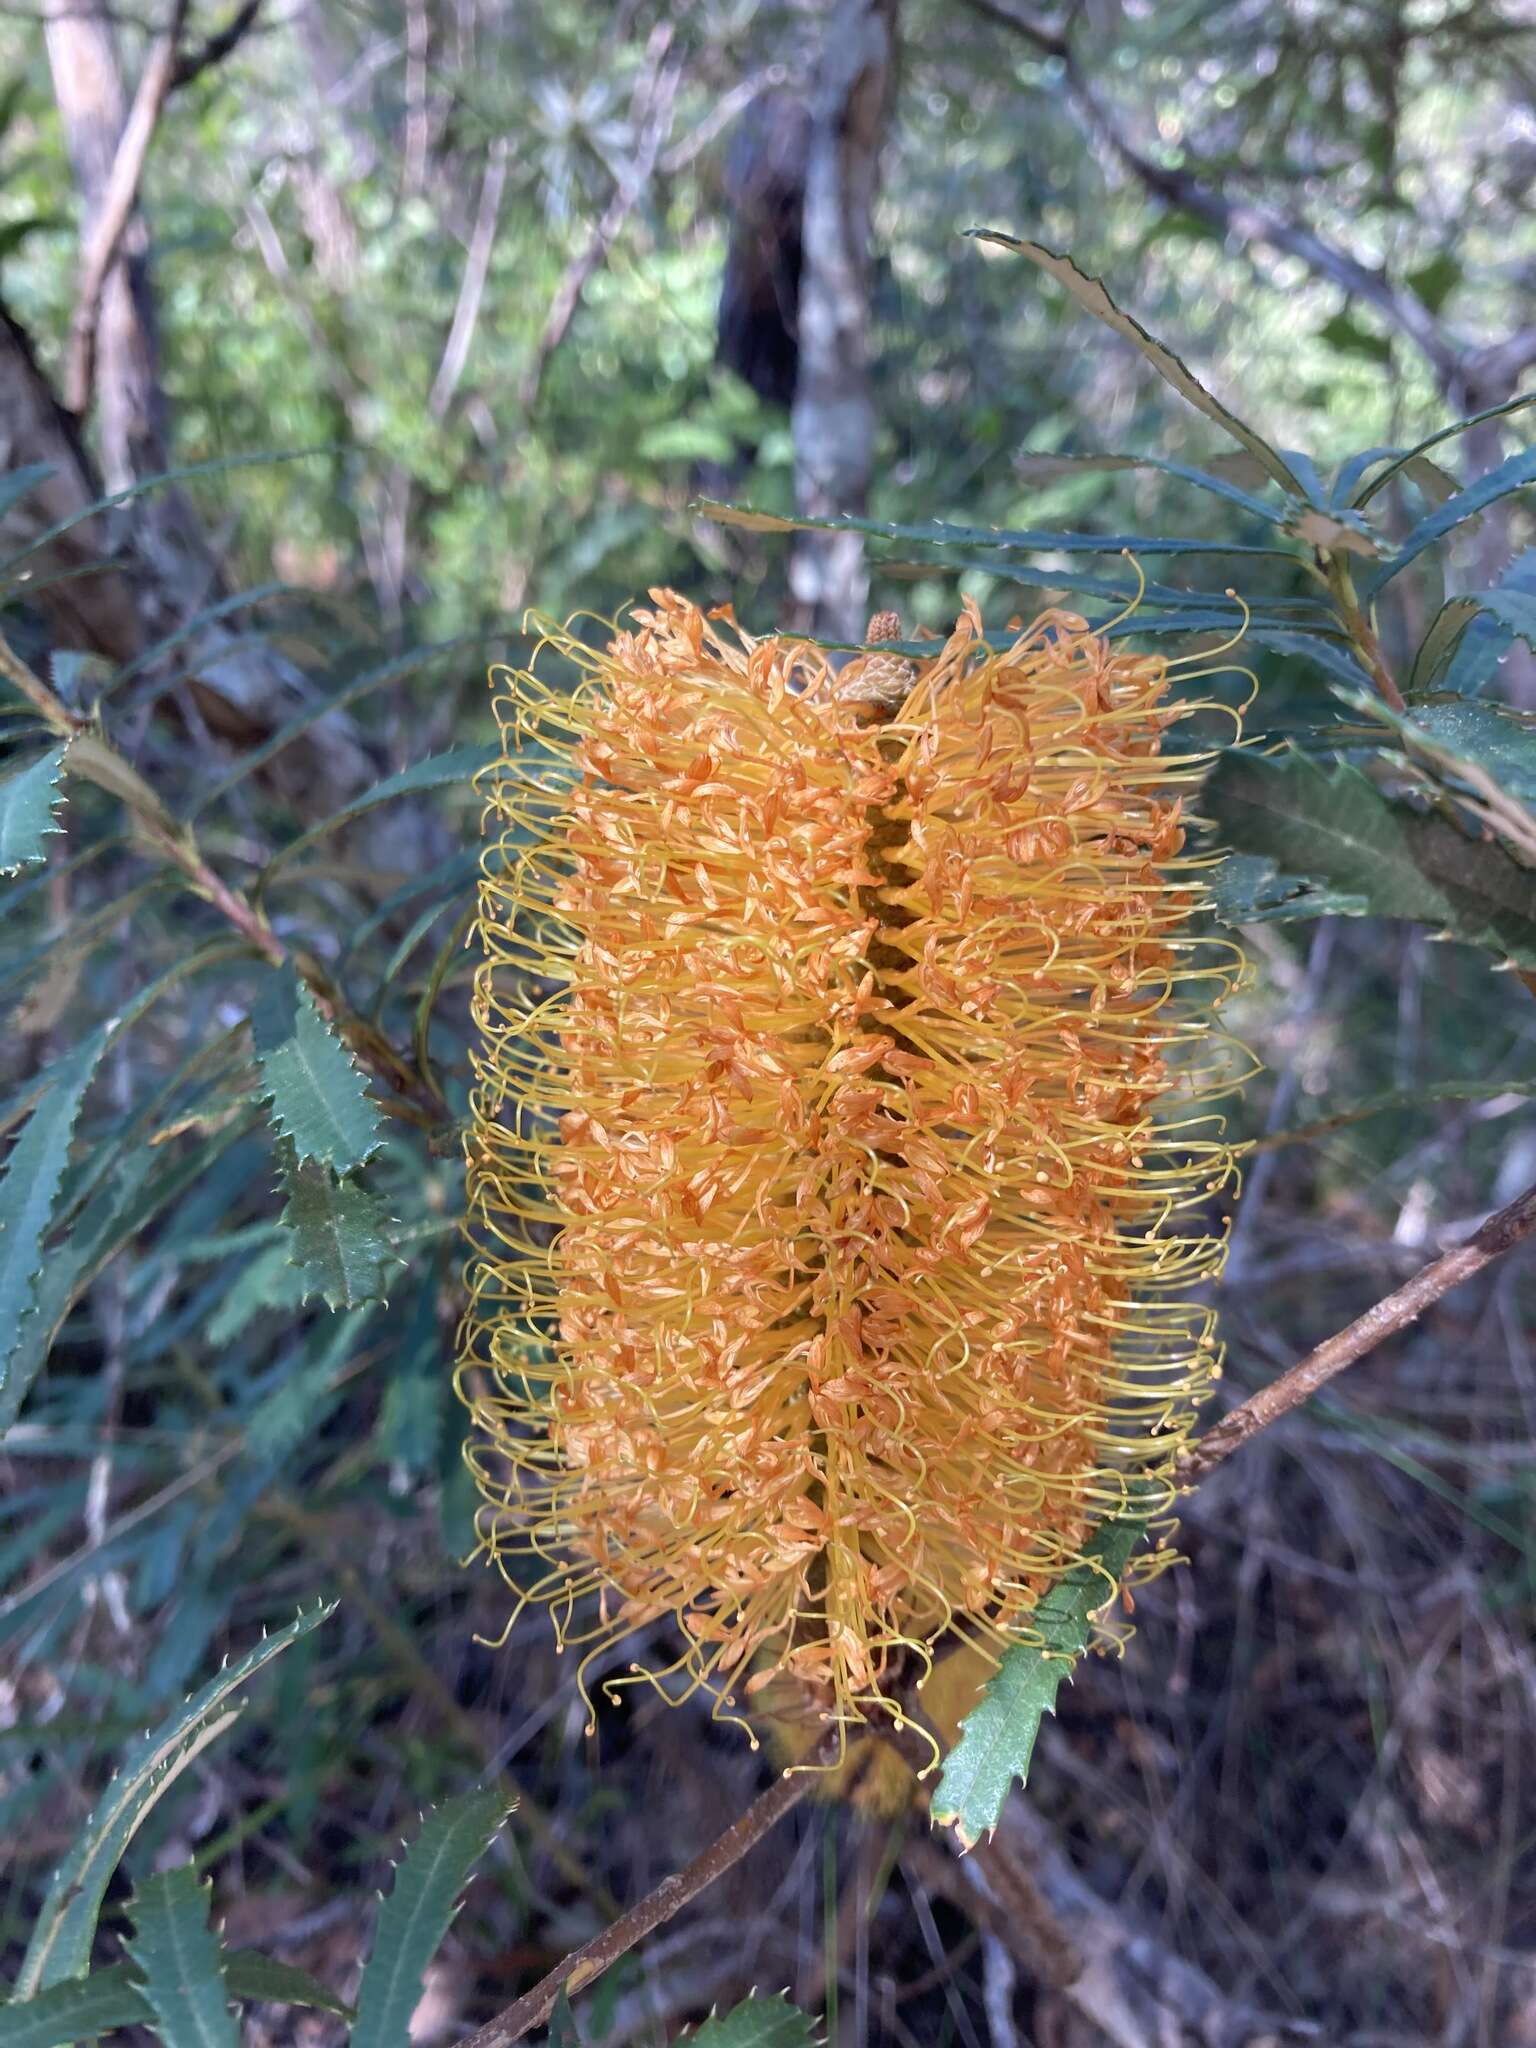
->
[[517, 25, 682, 417], [64, 0, 190, 416], [1186, 1175, 1536, 1481], [454, 1731, 840, 2048], [170, 0, 262, 91], [429, 136, 512, 422]]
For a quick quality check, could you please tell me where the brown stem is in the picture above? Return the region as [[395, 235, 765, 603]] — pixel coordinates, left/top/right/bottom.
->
[[1184, 1175, 1536, 1481], [65, 0, 189, 416], [455, 1734, 839, 2048], [1, 629, 445, 1126], [1325, 553, 1406, 710]]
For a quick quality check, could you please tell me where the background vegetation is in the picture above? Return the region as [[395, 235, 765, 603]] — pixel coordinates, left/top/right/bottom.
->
[[3, 2, 1536, 2043]]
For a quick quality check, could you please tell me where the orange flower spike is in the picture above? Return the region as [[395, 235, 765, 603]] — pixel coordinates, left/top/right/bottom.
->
[[458, 590, 1243, 1746]]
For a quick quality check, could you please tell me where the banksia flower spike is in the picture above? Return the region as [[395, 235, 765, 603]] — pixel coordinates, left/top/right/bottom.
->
[[458, 590, 1242, 1753]]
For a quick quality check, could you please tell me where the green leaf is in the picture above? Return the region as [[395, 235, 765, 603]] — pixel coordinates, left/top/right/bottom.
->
[[966, 231, 1303, 494], [1203, 747, 1536, 965], [1351, 393, 1536, 508], [930, 1516, 1145, 1847], [1331, 688, 1536, 861], [1207, 850, 1367, 924], [14, 1603, 334, 1997], [206, 1238, 310, 1346], [1369, 447, 1536, 593], [251, 964, 381, 1172], [278, 1156, 401, 1310], [0, 462, 56, 524], [261, 743, 496, 878], [349, 1788, 511, 2048], [0, 744, 69, 876], [691, 1993, 818, 2048], [1316, 309, 1393, 367], [1010, 450, 1278, 520], [1411, 586, 1536, 696], [0, 1964, 151, 2048], [0, 1025, 108, 1417], [696, 500, 1289, 561], [223, 1949, 353, 2019], [125, 1867, 238, 2048], [547, 1987, 585, 2047], [1406, 250, 1462, 315], [1403, 699, 1536, 805]]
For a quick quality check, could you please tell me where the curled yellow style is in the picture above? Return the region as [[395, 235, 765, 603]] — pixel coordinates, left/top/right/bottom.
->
[[457, 590, 1243, 1750]]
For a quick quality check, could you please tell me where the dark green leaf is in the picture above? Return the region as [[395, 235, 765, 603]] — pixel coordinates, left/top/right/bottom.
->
[[1203, 747, 1536, 964], [1405, 251, 1462, 315], [14, 1604, 333, 1996], [1317, 310, 1393, 367], [278, 1158, 401, 1310], [251, 964, 381, 1172], [0, 1026, 107, 1414], [1368, 448, 1536, 593], [547, 1987, 585, 2048], [966, 231, 1303, 493], [697, 499, 1289, 560], [1009, 450, 1279, 519], [931, 1517, 1146, 1846], [125, 1866, 238, 2048], [261, 743, 496, 877], [691, 1993, 817, 2048], [223, 1950, 353, 2019], [1207, 850, 1367, 923], [350, 1788, 511, 2048], [0, 743, 69, 876], [1351, 393, 1536, 508], [0, 1964, 151, 2048]]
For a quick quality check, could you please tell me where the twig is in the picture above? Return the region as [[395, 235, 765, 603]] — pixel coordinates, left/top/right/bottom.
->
[[454, 1733, 839, 2047], [0, 628, 445, 1127], [1185, 1176, 1536, 1481], [171, 0, 262, 90], [65, 0, 190, 416], [429, 137, 511, 421], [517, 28, 681, 416]]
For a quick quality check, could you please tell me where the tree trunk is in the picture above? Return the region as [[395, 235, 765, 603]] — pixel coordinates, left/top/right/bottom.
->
[[788, 0, 897, 646], [24, 0, 365, 779]]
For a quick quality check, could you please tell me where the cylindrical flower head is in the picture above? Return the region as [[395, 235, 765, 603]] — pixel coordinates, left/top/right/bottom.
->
[[459, 590, 1241, 1741]]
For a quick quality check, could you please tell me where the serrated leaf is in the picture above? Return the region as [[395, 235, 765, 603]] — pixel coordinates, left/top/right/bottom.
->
[[264, 742, 497, 875], [691, 1993, 817, 2048], [125, 1867, 238, 2048], [0, 1963, 151, 2048], [967, 231, 1302, 494], [1369, 447, 1536, 594], [930, 1516, 1145, 1847], [1010, 449, 1278, 519], [1332, 688, 1536, 864], [350, 1788, 511, 2048], [548, 1986, 584, 2047], [1203, 748, 1536, 965], [223, 1949, 353, 2018], [206, 1239, 310, 1346], [1207, 851, 1367, 924], [278, 1157, 401, 1309], [14, 1603, 333, 1996], [251, 963, 381, 1171], [1352, 393, 1536, 508], [0, 744, 69, 876], [696, 499, 1288, 560], [1411, 585, 1536, 696], [0, 1024, 108, 1415]]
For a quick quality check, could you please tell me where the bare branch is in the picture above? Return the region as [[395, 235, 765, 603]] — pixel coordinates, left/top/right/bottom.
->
[[65, 0, 189, 417], [955, 0, 1465, 387], [170, 0, 262, 91], [1184, 1176, 1536, 1482], [517, 27, 681, 417], [453, 1732, 838, 2048], [429, 136, 511, 422]]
